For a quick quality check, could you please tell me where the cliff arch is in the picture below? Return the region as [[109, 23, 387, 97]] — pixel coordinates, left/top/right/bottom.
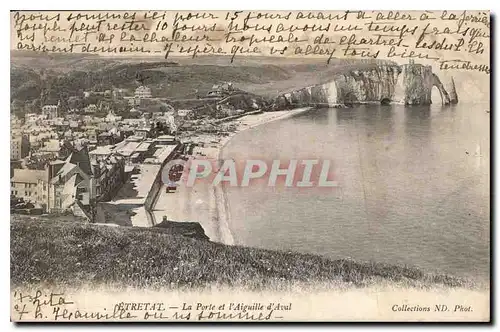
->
[[431, 73, 451, 105]]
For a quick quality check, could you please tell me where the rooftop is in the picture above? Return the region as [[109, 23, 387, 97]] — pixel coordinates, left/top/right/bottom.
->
[[11, 169, 47, 183], [135, 142, 151, 152], [116, 141, 141, 157], [153, 145, 177, 163], [41, 139, 61, 152], [89, 146, 113, 156], [156, 135, 176, 141], [66, 146, 93, 176]]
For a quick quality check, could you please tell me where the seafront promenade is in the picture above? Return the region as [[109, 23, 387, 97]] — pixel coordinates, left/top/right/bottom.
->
[[96, 164, 160, 227]]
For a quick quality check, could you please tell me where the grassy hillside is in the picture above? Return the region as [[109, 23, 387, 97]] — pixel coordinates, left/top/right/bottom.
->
[[11, 216, 474, 291]]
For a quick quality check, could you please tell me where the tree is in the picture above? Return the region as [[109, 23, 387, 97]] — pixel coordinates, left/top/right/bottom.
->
[[156, 121, 165, 134]]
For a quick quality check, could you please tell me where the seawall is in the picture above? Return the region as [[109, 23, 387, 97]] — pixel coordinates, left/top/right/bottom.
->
[[145, 143, 182, 226]]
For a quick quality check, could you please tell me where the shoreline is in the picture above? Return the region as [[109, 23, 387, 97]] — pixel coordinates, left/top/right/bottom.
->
[[175, 107, 313, 245], [213, 107, 313, 245]]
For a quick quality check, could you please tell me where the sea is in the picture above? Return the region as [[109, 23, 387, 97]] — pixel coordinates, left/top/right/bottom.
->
[[221, 102, 490, 281]]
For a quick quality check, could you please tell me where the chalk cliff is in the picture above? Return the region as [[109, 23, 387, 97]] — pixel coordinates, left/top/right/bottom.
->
[[272, 61, 458, 109]]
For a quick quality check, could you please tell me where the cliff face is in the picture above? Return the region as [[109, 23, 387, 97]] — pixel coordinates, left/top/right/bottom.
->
[[272, 62, 458, 109]]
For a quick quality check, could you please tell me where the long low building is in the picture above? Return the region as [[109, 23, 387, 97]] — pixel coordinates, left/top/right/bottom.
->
[[152, 145, 179, 164]]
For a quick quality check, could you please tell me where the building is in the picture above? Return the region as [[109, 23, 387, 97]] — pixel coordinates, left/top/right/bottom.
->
[[86, 128, 99, 144], [114, 140, 141, 163], [11, 115, 23, 128], [177, 109, 192, 117], [72, 138, 89, 151], [89, 145, 114, 163], [39, 139, 61, 158], [154, 135, 177, 145], [125, 97, 139, 107], [47, 147, 95, 219], [126, 97, 153, 107], [97, 131, 122, 146], [105, 111, 122, 123], [134, 127, 152, 139], [207, 82, 234, 97], [84, 104, 98, 113], [11, 133, 30, 160], [149, 144, 180, 165], [27, 129, 57, 150], [11, 168, 49, 208], [69, 120, 81, 129], [42, 103, 59, 119], [25, 113, 40, 125], [11, 146, 126, 218], [134, 86, 152, 99], [112, 88, 127, 100], [92, 154, 125, 202]]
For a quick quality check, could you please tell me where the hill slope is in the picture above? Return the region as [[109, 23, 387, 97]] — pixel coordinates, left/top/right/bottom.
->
[[11, 216, 473, 291], [10, 53, 395, 106]]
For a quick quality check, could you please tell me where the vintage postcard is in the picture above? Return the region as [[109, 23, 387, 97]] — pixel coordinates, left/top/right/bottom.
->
[[10, 10, 490, 322]]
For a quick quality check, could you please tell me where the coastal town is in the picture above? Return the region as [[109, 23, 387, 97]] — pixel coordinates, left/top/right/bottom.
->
[[10, 57, 459, 232], [10, 80, 290, 228], [9, 10, 491, 323]]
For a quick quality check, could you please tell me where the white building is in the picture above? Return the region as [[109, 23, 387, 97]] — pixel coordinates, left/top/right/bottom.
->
[[105, 111, 122, 123], [24, 113, 39, 124], [85, 104, 98, 113], [177, 109, 192, 117], [134, 86, 152, 99], [42, 103, 59, 119]]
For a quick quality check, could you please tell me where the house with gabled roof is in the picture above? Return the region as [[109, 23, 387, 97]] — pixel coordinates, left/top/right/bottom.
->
[[11, 145, 125, 220], [47, 146, 95, 219]]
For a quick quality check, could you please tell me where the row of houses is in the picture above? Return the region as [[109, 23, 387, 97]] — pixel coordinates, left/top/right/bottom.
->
[[80, 86, 153, 110], [10, 108, 179, 161], [89, 134, 178, 165], [11, 129, 179, 219], [11, 146, 126, 219]]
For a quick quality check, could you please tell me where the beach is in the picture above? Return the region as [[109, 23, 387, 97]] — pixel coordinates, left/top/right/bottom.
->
[[152, 108, 312, 244]]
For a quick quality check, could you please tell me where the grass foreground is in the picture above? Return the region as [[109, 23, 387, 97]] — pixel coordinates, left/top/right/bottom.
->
[[11, 216, 476, 291]]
